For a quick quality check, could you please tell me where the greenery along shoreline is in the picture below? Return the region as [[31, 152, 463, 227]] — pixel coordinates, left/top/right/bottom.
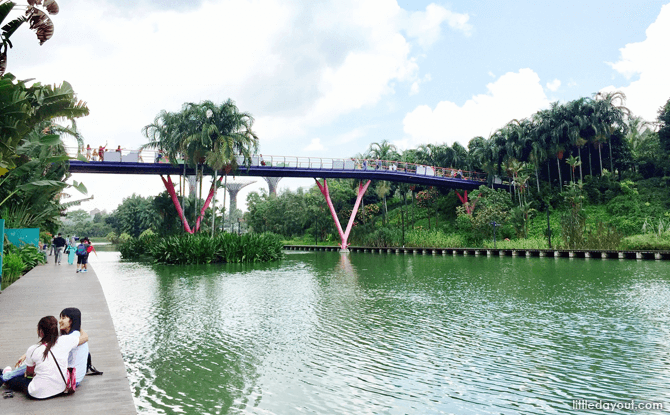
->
[[118, 232, 284, 265]]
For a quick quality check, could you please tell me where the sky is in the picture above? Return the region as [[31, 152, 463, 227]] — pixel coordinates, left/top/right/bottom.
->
[[7, 0, 670, 213]]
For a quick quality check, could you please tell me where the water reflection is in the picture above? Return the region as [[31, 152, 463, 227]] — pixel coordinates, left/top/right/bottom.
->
[[95, 251, 670, 414]]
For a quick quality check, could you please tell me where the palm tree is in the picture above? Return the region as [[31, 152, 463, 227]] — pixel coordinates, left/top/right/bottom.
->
[[626, 115, 654, 172], [375, 181, 391, 225], [142, 99, 258, 233], [565, 155, 581, 183], [367, 140, 399, 163], [593, 91, 630, 174]]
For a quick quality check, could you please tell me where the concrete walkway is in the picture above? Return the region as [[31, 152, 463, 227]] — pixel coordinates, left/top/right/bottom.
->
[[0, 255, 136, 414]]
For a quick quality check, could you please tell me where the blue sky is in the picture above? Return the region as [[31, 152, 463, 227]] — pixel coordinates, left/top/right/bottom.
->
[[8, 0, 670, 212]]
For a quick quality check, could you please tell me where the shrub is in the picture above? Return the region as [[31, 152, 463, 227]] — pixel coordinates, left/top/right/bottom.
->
[[2, 252, 25, 287], [139, 229, 156, 241], [584, 221, 623, 250], [17, 244, 46, 270], [118, 233, 132, 244], [482, 236, 548, 249], [620, 234, 670, 250], [106, 231, 119, 244]]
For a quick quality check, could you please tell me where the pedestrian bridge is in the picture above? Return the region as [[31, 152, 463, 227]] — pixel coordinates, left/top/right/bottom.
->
[[66, 148, 509, 191]]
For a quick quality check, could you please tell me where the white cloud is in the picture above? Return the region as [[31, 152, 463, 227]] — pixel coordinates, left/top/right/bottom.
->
[[402, 68, 550, 147], [603, 3, 670, 121], [403, 3, 472, 48], [488, 71, 496, 78], [546, 79, 561, 92], [409, 74, 432, 95], [15, 0, 467, 211], [304, 138, 325, 152]]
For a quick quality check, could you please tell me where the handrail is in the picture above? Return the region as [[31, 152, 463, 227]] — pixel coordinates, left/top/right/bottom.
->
[[63, 146, 501, 184]]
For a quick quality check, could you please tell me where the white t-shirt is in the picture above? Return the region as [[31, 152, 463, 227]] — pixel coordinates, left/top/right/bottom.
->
[[65, 330, 89, 384], [24, 334, 79, 399]]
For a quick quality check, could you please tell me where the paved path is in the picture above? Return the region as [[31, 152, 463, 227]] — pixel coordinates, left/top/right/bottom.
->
[[0, 255, 136, 414]]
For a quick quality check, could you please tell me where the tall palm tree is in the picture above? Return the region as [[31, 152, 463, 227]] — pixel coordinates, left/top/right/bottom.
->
[[142, 99, 258, 233], [593, 91, 630, 174]]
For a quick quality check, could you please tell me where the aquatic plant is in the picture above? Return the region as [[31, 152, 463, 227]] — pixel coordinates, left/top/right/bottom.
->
[[119, 232, 284, 265]]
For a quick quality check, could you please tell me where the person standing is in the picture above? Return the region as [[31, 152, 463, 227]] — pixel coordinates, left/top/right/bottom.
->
[[53, 233, 67, 265], [98, 145, 106, 161], [66, 237, 76, 265], [75, 239, 89, 273]]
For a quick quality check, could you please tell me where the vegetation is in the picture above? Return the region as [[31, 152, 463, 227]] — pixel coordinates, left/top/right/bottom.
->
[[142, 99, 259, 234], [242, 94, 670, 251], [118, 232, 284, 265], [2, 242, 46, 289]]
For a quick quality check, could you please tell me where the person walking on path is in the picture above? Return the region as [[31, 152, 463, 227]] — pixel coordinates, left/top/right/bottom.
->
[[75, 239, 89, 273], [53, 233, 67, 265], [66, 238, 76, 265]]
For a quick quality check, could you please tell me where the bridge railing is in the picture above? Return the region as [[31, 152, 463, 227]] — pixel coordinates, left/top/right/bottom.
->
[[64, 147, 496, 183]]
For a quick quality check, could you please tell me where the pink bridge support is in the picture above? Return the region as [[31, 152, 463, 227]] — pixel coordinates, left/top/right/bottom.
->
[[160, 175, 193, 234], [194, 175, 224, 232], [315, 178, 371, 251], [456, 190, 479, 215]]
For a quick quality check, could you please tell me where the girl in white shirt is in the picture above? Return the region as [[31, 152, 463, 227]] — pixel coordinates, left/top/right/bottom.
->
[[4, 316, 78, 399]]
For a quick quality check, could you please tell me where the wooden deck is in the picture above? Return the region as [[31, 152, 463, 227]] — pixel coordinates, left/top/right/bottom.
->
[[0, 256, 136, 414]]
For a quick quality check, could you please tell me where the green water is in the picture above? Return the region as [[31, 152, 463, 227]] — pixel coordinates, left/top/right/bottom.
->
[[94, 251, 670, 414]]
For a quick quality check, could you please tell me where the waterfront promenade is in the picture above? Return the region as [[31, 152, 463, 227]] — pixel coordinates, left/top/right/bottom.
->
[[0, 256, 136, 414]]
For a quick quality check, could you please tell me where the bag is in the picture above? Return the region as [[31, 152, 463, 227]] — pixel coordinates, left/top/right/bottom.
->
[[50, 350, 75, 394], [76, 244, 87, 256], [66, 368, 77, 393]]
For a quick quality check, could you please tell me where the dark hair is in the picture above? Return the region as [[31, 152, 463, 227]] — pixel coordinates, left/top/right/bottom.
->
[[37, 316, 59, 360], [59, 307, 82, 334]]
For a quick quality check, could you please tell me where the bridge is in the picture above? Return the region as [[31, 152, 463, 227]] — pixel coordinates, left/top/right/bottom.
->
[[66, 148, 510, 251]]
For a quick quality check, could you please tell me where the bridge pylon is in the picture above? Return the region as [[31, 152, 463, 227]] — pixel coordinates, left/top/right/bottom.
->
[[315, 178, 371, 252]]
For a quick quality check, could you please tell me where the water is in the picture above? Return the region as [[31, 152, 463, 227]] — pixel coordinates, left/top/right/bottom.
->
[[93, 250, 670, 414]]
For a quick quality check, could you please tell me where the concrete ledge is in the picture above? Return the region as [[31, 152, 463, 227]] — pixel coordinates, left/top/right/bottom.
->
[[0, 258, 136, 414], [283, 245, 670, 260]]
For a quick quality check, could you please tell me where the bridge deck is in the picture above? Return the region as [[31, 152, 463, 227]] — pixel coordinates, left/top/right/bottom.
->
[[0, 257, 136, 414], [68, 160, 508, 191]]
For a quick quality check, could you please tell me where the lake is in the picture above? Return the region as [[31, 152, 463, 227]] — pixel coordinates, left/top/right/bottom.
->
[[94, 250, 670, 414]]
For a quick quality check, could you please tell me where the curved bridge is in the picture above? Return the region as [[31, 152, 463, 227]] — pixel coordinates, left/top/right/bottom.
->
[[67, 149, 510, 251], [67, 152, 508, 191]]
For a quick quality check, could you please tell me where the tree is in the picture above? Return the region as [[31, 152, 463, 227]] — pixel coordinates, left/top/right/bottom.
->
[[657, 98, 670, 159], [593, 91, 630, 174], [366, 140, 399, 162], [1, 0, 60, 75], [142, 99, 258, 234], [0, 75, 89, 232], [107, 194, 159, 238]]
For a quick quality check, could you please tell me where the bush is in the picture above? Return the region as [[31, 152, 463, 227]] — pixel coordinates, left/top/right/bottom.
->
[[482, 236, 548, 249], [17, 244, 46, 270], [118, 233, 132, 244], [404, 229, 468, 248], [2, 252, 25, 287], [106, 231, 119, 244], [620, 234, 670, 250]]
